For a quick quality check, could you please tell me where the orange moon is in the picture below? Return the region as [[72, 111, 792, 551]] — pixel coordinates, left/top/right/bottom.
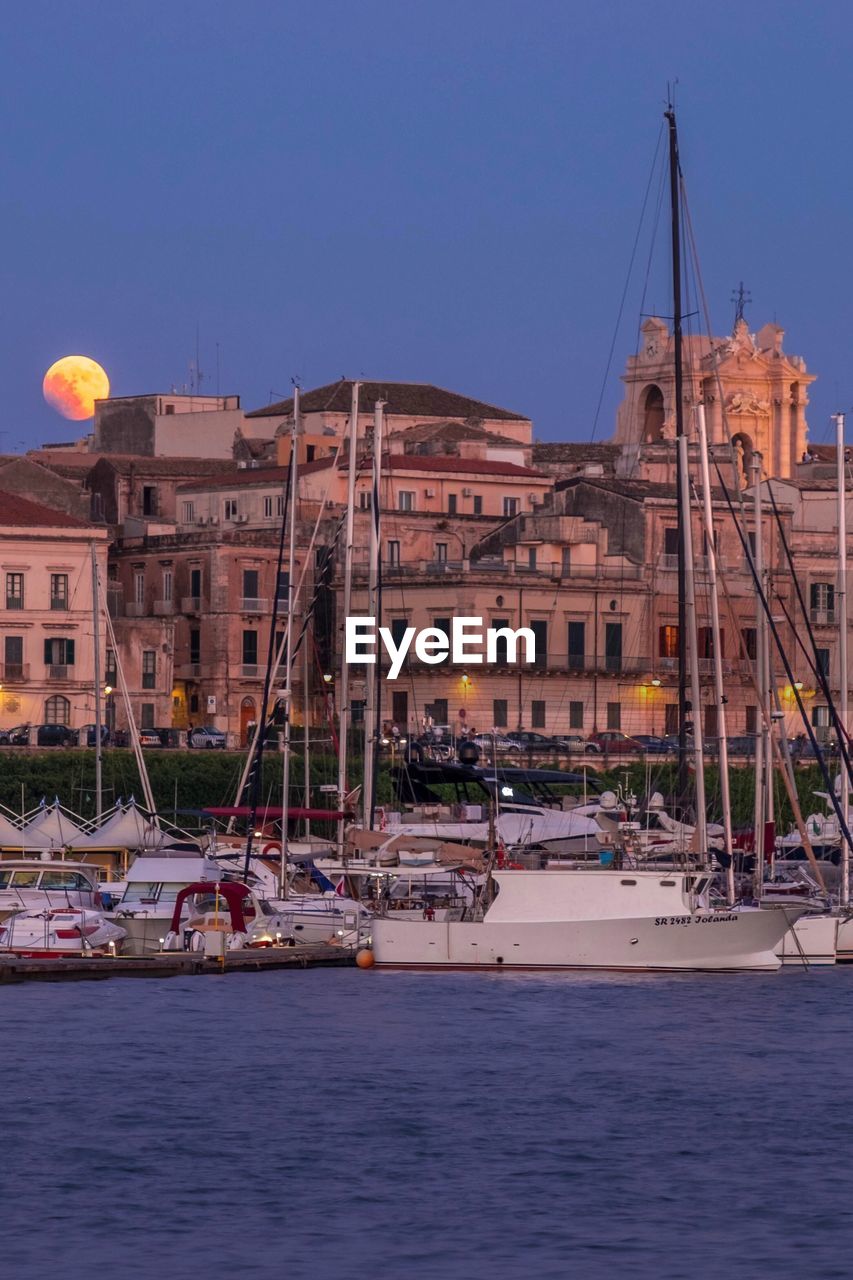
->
[[43, 355, 110, 420]]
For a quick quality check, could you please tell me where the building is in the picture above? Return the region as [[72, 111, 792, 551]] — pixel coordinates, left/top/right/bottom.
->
[[0, 493, 109, 737], [92, 393, 250, 459]]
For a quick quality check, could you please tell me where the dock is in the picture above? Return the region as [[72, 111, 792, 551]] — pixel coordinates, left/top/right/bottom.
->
[[0, 944, 356, 983]]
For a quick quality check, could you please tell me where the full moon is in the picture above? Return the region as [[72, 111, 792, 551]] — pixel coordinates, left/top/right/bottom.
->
[[43, 355, 110, 420]]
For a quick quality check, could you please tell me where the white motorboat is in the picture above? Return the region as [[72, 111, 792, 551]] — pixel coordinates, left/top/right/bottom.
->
[[108, 850, 227, 954], [0, 908, 126, 957], [0, 860, 101, 921], [367, 868, 800, 971]]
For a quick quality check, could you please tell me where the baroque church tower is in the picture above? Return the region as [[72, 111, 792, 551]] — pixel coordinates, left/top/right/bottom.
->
[[612, 314, 815, 482]]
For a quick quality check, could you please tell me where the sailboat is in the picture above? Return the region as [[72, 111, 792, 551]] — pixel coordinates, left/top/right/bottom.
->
[[363, 108, 801, 971]]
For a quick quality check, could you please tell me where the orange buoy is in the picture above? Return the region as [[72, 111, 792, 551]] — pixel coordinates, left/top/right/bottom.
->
[[355, 949, 376, 969]]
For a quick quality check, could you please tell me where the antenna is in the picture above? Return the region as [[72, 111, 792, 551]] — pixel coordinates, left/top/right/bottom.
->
[[731, 281, 751, 328]]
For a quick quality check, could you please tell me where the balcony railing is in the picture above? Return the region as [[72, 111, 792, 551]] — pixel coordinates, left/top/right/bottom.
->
[[0, 664, 28, 681], [5, 597, 23, 611], [48, 664, 69, 680], [50, 597, 68, 611], [182, 596, 201, 614], [240, 597, 270, 614], [153, 600, 175, 616]]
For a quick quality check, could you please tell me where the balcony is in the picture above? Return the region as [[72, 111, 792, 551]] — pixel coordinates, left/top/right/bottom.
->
[[240, 597, 270, 614], [48, 664, 70, 680], [0, 664, 28, 682], [153, 600, 175, 616], [182, 596, 201, 614], [5, 597, 23, 611], [125, 602, 147, 618], [175, 662, 203, 680]]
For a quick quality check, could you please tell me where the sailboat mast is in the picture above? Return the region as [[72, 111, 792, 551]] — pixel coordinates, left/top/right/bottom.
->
[[336, 382, 360, 857], [751, 452, 768, 898], [279, 387, 300, 897], [91, 541, 103, 820], [666, 107, 689, 805], [363, 399, 385, 829], [836, 411, 850, 907]]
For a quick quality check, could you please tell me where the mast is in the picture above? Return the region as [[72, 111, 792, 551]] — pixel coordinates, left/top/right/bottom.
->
[[666, 106, 689, 807], [279, 386, 299, 896], [336, 381, 360, 856], [302, 609, 311, 839], [751, 452, 768, 898], [836, 411, 850, 907], [677, 432, 707, 856], [363, 399, 385, 828], [91, 541, 103, 821], [695, 404, 735, 901]]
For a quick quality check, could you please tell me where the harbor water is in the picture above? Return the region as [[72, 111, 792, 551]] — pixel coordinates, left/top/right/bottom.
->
[[3, 968, 852, 1280]]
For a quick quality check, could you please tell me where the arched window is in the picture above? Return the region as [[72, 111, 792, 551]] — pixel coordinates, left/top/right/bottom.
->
[[642, 385, 665, 441], [45, 695, 70, 725]]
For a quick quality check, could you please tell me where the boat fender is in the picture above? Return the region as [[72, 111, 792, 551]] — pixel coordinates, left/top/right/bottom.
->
[[226, 931, 248, 951], [187, 930, 205, 952]]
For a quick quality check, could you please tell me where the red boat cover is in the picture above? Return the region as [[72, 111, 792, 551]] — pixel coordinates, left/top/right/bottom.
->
[[168, 881, 252, 934]]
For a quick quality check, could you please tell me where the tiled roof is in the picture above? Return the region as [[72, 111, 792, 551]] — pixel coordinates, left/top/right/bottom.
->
[[0, 490, 93, 529], [92, 455, 231, 477], [532, 442, 620, 463], [246, 380, 529, 422], [384, 455, 547, 479], [388, 421, 526, 449], [177, 458, 335, 491]]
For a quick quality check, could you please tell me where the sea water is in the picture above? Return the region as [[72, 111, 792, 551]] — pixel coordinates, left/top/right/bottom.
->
[[1, 968, 851, 1280]]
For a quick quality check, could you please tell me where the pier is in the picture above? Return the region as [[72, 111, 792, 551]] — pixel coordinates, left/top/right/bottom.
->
[[0, 944, 356, 983]]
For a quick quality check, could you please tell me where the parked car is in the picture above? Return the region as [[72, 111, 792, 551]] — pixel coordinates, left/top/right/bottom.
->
[[0, 724, 30, 746], [633, 734, 672, 754], [470, 733, 522, 754], [505, 731, 559, 753], [138, 728, 165, 748], [550, 733, 588, 753], [35, 724, 76, 747], [189, 726, 227, 750], [81, 724, 111, 747], [586, 731, 643, 755]]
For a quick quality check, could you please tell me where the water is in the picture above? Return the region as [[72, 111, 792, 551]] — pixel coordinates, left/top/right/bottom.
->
[[2, 968, 853, 1280]]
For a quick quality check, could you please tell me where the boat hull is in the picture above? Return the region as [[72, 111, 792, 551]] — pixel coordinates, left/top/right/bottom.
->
[[371, 909, 791, 971], [775, 913, 838, 965]]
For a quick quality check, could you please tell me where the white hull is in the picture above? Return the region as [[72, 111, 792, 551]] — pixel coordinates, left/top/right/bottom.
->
[[370, 871, 795, 972], [834, 914, 853, 962], [775, 913, 838, 966]]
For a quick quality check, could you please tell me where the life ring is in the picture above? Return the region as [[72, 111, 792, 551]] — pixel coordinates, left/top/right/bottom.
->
[[262, 841, 282, 858]]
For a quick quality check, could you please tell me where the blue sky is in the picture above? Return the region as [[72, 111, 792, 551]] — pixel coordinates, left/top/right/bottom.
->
[[2, 0, 853, 448]]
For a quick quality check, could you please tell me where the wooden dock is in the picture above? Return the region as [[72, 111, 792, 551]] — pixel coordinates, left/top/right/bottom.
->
[[0, 944, 356, 983]]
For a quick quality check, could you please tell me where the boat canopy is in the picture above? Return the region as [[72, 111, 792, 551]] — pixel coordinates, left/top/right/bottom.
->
[[168, 881, 252, 934]]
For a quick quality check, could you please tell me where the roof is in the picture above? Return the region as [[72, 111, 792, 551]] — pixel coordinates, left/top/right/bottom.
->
[[90, 455, 231, 477], [383, 455, 547, 479], [177, 458, 335, 492], [388, 421, 526, 449], [246, 380, 529, 422], [532, 442, 620, 463], [0, 491, 93, 529]]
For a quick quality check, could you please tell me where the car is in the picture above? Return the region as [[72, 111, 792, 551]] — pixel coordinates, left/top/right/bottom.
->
[[587, 731, 643, 755], [138, 728, 165, 748], [189, 726, 227, 750], [505, 731, 560, 753], [0, 724, 30, 746], [81, 724, 111, 747], [550, 733, 588, 754], [632, 734, 672, 754], [470, 733, 522, 754], [34, 723, 76, 747]]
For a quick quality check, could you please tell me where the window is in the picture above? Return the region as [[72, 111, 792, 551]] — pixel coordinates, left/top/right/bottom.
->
[[561, 547, 572, 576], [528, 547, 537, 570], [242, 630, 258, 666], [134, 572, 145, 605], [391, 690, 408, 727], [189, 693, 199, 714], [605, 622, 622, 672], [182, 501, 195, 523], [433, 618, 451, 664], [142, 485, 157, 516], [50, 574, 68, 611], [606, 702, 621, 730], [358, 491, 372, 510], [276, 494, 283, 517], [569, 701, 583, 730], [263, 496, 274, 518], [242, 569, 260, 601], [140, 703, 155, 729], [493, 699, 508, 728], [532, 700, 546, 729], [491, 618, 510, 666], [398, 491, 415, 512], [810, 582, 835, 619], [435, 543, 448, 563], [664, 527, 679, 556], [816, 647, 830, 676], [473, 496, 483, 515], [142, 650, 156, 689], [276, 571, 289, 602], [6, 573, 23, 610], [448, 494, 457, 515], [387, 540, 400, 567], [4, 636, 23, 679], [44, 694, 70, 725], [190, 568, 202, 599], [741, 627, 757, 660], [503, 497, 519, 518], [530, 620, 547, 668], [162, 570, 173, 603], [659, 625, 679, 659], [44, 638, 75, 668], [105, 647, 117, 682], [697, 627, 725, 660], [165, 403, 175, 415], [306, 445, 316, 463], [224, 499, 239, 520], [568, 621, 585, 670], [351, 699, 365, 724], [189, 629, 201, 665], [389, 618, 410, 653]]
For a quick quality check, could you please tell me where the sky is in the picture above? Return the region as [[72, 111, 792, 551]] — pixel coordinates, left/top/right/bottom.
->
[[3, 0, 853, 450]]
